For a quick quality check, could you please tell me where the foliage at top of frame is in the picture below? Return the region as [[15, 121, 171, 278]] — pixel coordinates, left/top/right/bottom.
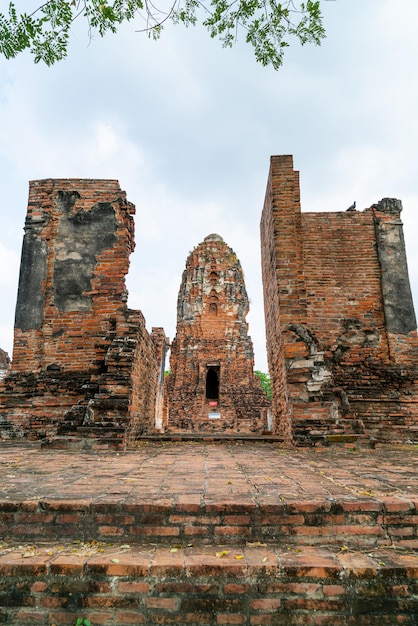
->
[[0, 0, 327, 68]]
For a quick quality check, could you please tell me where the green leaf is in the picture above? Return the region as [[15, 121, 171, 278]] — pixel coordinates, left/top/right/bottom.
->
[[0, 0, 326, 68], [255, 370, 272, 399]]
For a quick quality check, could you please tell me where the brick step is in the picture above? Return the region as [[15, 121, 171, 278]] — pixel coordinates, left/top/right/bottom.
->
[[292, 414, 369, 445], [293, 429, 366, 447], [141, 433, 284, 442], [0, 542, 416, 625], [76, 426, 126, 435], [40, 436, 122, 451], [1, 496, 417, 550]]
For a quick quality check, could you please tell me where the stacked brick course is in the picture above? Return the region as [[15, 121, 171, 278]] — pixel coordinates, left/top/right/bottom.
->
[[1, 545, 417, 625], [0, 179, 166, 446], [165, 234, 270, 433], [1, 495, 417, 548], [261, 155, 418, 444]]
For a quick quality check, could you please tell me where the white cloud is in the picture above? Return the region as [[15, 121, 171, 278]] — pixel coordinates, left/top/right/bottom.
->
[[0, 243, 19, 286]]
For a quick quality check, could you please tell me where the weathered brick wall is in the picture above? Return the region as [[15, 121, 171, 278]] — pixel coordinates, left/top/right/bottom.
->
[[1, 495, 417, 548], [0, 348, 10, 381], [301, 210, 389, 360], [260, 157, 298, 441], [0, 545, 416, 626], [261, 155, 418, 444], [0, 179, 165, 445], [165, 234, 270, 433], [12, 179, 134, 373]]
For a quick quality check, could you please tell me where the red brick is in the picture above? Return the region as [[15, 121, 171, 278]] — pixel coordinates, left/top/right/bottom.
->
[[98, 526, 125, 537], [250, 598, 281, 610], [155, 583, 217, 594], [0, 553, 50, 575], [214, 526, 251, 537], [132, 526, 180, 537], [50, 555, 85, 575], [30, 581, 48, 592], [149, 549, 184, 575], [118, 582, 150, 593], [86, 553, 150, 576], [224, 515, 251, 525], [145, 597, 179, 610], [114, 611, 146, 624], [15, 611, 47, 623], [48, 612, 82, 624], [217, 615, 246, 624], [322, 584, 346, 596], [224, 584, 256, 594], [40, 596, 68, 608], [184, 525, 210, 536], [55, 513, 81, 524], [79, 612, 113, 625], [265, 582, 320, 595], [185, 553, 247, 577], [382, 497, 414, 512], [337, 552, 379, 577]]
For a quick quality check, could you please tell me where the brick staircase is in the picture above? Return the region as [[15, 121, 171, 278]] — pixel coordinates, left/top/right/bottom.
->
[[0, 442, 417, 625]]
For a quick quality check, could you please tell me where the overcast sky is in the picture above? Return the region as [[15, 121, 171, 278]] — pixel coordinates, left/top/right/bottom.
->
[[1, 0, 418, 372]]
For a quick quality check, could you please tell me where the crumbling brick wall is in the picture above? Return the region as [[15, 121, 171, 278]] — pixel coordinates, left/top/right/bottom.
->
[[0, 349, 10, 382], [261, 155, 418, 444], [165, 234, 270, 433], [0, 179, 166, 446]]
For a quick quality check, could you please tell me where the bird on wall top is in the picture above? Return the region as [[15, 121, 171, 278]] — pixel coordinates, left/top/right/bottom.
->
[[346, 201, 356, 211]]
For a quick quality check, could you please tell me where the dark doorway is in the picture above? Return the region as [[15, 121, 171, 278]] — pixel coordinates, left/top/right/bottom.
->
[[206, 366, 220, 400]]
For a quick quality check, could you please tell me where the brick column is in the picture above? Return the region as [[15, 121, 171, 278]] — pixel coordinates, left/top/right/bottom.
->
[[373, 198, 418, 364], [260, 155, 306, 440]]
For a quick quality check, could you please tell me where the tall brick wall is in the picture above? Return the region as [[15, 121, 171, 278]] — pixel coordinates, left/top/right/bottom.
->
[[261, 155, 418, 444], [165, 234, 270, 433], [260, 162, 294, 441], [0, 179, 166, 446]]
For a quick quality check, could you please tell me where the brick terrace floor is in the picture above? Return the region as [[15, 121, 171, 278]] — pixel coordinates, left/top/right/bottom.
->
[[0, 441, 417, 505]]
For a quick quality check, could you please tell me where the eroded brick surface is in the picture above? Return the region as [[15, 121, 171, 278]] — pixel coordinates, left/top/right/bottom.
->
[[0, 179, 167, 446], [0, 543, 417, 625], [165, 234, 270, 434], [260, 155, 418, 444], [0, 349, 10, 382]]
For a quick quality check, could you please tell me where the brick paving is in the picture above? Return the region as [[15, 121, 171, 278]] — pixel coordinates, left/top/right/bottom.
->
[[0, 441, 417, 505]]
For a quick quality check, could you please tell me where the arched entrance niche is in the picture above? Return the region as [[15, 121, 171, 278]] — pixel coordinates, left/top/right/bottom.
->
[[206, 366, 220, 400]]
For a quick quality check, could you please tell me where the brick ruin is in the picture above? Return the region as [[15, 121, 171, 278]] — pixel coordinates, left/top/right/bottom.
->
[[1, 160, 418, 447], [0, 179, 167, 446], [164, 234, 270, 433], [261, 155, 418, 444], [0, 349, 10, 381]]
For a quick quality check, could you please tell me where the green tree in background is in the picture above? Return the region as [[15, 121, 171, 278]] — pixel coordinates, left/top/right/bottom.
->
[[254, 370, 271, 400], [0, 1, 328, 68]]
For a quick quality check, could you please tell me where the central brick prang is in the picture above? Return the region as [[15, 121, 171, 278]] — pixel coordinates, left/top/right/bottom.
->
[[164, 234, 270, 433]]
